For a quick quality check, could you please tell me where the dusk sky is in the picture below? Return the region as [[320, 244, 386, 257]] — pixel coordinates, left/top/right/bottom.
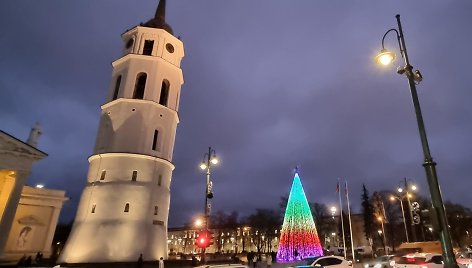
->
[[1, 1, 471, 227]]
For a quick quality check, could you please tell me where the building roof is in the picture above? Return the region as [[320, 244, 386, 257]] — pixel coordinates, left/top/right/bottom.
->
[[0, 130, 48, 157]]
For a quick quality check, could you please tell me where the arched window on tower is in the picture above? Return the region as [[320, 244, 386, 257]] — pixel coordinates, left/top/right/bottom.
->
[[112, 75, 121, 100], [133, 73, 147, 99], [124, 203, 130, 212], [159, 80, 170, 106]]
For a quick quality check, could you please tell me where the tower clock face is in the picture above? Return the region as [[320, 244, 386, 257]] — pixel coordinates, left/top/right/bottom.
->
[[165, 43, 174, 53]]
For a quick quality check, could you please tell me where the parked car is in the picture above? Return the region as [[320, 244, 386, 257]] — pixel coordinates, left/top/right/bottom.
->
[[364, 255, 395, 268], [291, 255, 352, 268], [456, 251, 472, 268], [195, 264, 249, 268], [394, 253, 444, 268]]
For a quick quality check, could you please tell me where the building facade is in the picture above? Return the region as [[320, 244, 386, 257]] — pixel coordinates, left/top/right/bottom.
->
[[59, 0, 185, 263], [0, 128, 68, 262], [0, 128, 47, 259], [2, 186, 68, 261]]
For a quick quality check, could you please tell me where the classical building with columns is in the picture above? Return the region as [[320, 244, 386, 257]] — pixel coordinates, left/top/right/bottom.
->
[[0, 128, 68, 261]]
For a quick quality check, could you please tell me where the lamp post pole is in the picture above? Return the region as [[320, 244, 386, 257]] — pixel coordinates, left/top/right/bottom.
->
[[381, 15, 457, 268], [391, 195, 409, 243], [203, 147, 211, 230], [199, 146, 218, 264]]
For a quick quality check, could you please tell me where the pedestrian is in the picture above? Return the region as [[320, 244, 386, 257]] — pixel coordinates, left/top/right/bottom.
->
[[17, 255, 26, 267], [159, 257, 164, 268], [247, 252, 253, 267], [24, 256, 32, 267], [191, 255, 198, 267], [266, 253, 272, 268], [35, 252, 43, 265], [136, 253, 143, 268], [252, 253, 257, 268]]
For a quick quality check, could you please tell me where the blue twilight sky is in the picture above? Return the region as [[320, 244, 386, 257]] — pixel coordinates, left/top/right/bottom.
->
[[1, 1, 471, 227]]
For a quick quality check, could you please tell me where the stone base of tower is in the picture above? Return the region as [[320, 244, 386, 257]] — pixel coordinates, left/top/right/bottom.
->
[[58, 153, 173, 264], [58, 219, 167, 264]]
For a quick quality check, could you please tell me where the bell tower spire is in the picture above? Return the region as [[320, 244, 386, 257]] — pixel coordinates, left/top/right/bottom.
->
[[155, 0, 166, 22], [142, 0, 173, 35]]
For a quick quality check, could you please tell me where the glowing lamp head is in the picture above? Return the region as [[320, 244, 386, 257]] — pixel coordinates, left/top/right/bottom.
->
[[411, 185, 417, 191], [397, 187, 403, 193], [377, 216, 382, 222], [199, 162, 207, 170], [195, 218, 203, 227], [210, 157, 219, 165], [390, 196, 395, 201], [375, 49, 396, 66], [36, 184, 44, 189]]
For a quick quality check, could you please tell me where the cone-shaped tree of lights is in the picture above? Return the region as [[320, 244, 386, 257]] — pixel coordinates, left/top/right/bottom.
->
[[277, 172, 324, 262]]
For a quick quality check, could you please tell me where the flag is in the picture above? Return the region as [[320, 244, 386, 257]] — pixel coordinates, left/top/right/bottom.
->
[[336, 182, 339, 193]]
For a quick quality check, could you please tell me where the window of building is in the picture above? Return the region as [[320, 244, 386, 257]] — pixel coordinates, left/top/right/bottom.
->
[[100, 170, 106, 180], [154, 206, 158, 215], [158, 175, 162, 186], [132, 170, 138, 181], [91, 204, 96, 213], [152, 130, 159, 151], [143, 40, 154, 55], [113, 75, 121, 100], [124, 203, 130, 212], [159, 80, 170, 106], [126, 38, 134, 49], [133, 73, 147, 99]]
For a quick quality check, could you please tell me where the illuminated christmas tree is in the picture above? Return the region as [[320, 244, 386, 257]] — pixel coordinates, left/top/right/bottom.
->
[[277, 172, 324, 262]]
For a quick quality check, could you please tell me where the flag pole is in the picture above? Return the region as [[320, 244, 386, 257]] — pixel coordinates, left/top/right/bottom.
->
[[337, 179, 347, 259], [345, 180, 356, 262]]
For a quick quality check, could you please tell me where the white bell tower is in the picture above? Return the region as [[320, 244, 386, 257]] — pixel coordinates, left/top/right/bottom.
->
[[59, 0, 184, 263]]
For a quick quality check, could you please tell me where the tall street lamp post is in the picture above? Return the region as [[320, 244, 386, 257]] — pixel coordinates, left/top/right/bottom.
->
[[398, 179, 418, 241], [199, 146, 219, 263], [377, 217, 388, 254], [390, 195, 409, 243], [375, 14, 457, 268]]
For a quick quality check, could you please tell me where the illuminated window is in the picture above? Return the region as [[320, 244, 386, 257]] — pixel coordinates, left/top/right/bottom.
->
[[133, 73, 147, 99], [143, 40, 154, 55], [91, 204, 96, 213], [154, 206, 158, 215], [113, 75, 121, 100], [132, 170, 137, 181], [100, 170, 106, 180], [124, 203, 130, 212], [159, 80, 169, 106], [152, 130, 159, 151], [158, 175, 162, 186]]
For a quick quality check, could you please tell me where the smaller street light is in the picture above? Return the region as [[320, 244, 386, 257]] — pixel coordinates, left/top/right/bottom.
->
[[390, 195, 409, 242], [377, 216, 387, 254], [198, 147, 219, 264]]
